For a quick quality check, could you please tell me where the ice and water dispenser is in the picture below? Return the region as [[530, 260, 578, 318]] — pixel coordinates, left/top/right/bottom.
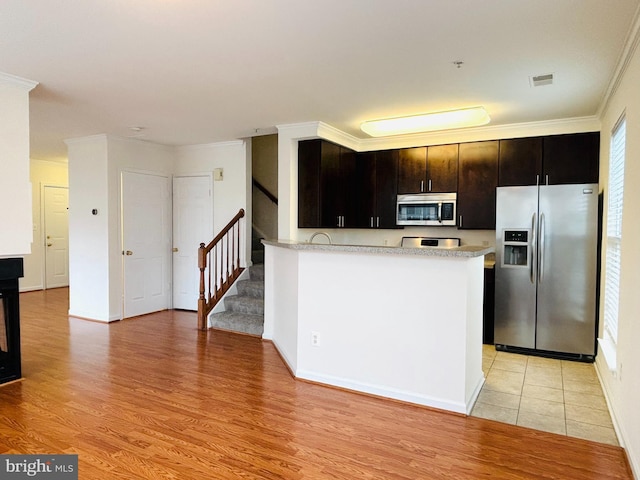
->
[[501, 230, 530, 267]]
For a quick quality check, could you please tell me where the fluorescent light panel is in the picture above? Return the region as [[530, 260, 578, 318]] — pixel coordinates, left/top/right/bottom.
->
[[361, 106, 490, 137]]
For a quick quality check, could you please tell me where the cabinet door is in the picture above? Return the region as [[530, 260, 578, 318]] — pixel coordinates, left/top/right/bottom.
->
[[426, 144, 458, 192], [498, 137, 542, 186], [457, 141, 499, 229], [397, 147, 427, 193], [298, 140, 357, 228], [542, 132, 600, 185], [374, 150, 399, 228], [355, 151, 376, 228], [356, 151, 398, 229], [319, 141, 343, 228], [337, 147, 357, 227], [298, 139, 322, 228]]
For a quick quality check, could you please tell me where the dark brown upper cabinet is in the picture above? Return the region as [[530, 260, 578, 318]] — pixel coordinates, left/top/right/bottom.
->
[[397, 145, 458, 193], [457, 141, 499, 229], [499, 132, 599, 186], [397, 147, 427, 194], [498, 137, 543, 186], [427, 144, 459, 192], [356, 150, 399, 229], [298, 139, 357, 228], [542, 132, 600, 185]]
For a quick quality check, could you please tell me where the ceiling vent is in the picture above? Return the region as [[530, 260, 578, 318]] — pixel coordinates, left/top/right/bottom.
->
[[530, 73, 554, 87]]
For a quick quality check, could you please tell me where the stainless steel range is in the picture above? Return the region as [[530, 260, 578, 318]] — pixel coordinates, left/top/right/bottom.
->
[[400, 237, 460, 248]]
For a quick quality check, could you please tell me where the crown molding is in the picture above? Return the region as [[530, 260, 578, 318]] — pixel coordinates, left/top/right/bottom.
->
[[177, 139, 246, 151], [598, 3, 640, 118], [276, 121, 323, 140], [64, 134, 108, 146], [0, 72, 38, 91], [278, 116, 599, 152], [315, 122, 362, 150]]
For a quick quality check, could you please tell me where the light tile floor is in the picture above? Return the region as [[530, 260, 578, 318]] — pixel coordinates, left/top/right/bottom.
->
[[471, 345, 618, 446]]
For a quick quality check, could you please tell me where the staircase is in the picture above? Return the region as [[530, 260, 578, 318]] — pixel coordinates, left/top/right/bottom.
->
[[209, 264, 264, 336]]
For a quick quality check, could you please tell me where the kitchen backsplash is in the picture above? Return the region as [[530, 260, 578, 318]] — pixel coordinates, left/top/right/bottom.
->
[[297, 226, 495, 248]]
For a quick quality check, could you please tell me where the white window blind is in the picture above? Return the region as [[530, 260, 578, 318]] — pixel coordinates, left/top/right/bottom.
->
[[603, 116, 626, 344]]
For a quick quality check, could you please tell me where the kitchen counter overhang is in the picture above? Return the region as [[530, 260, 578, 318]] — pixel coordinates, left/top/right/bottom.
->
[[262, 240, 494, 415]]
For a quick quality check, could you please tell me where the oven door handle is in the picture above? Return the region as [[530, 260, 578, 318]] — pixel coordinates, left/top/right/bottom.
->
[[437, 202, 442, 223]]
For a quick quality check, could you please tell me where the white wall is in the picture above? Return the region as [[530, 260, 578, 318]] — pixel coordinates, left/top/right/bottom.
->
[[175, 140, 250, 266], [264, 243, 485, 414], [0, 73, 37, 257], [66, 135, 174, 321], [66, 135, 111, 321], [263, 244, 299, 370], [596, 20, 640, 478], [21, 160, 68, 291]]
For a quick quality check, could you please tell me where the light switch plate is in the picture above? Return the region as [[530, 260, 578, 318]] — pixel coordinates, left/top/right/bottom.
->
[[214, 168, 223, 181]]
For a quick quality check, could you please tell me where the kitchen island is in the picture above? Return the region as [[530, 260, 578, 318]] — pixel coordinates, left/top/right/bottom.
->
[[262, 240, 493, 415]]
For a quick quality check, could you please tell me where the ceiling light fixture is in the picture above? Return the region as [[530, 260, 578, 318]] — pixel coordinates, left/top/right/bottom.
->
[[360, 106, 490, 137]]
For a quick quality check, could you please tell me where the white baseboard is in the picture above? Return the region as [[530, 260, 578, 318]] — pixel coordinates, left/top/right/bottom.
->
[[295, 368, 468, 414]]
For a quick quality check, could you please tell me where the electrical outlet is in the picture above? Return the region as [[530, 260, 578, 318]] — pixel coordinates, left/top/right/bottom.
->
[[311, 331, 320, 347]]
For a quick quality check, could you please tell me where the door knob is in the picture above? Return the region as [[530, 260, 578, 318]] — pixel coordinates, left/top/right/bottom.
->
[[47, 243, 52, 247], [125, 250, 133, 256], [172, 247, 179, 252]]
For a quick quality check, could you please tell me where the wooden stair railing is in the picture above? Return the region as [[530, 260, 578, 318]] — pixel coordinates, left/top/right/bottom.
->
[[197, 208, 245, 330]]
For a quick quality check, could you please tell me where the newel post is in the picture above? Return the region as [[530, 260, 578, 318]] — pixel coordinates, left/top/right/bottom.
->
[[197, 242, 207, 330]]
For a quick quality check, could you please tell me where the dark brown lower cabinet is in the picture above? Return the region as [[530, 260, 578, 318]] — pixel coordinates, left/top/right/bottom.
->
[[483, 266, 495, 345]]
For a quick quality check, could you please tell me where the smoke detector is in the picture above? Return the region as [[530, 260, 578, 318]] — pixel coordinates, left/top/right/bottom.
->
[[530, 73, 554, 87]]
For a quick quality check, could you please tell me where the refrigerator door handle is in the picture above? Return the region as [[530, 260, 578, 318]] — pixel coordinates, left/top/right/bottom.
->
[[539, 212, 546, 283], [530, 212, 537, 283]]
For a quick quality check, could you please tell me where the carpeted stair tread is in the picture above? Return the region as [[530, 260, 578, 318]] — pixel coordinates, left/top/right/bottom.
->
[[236, 279, 264, 298], [210, 311, 263, 336], [224, 294, 264, 316], [249, 264, 264, 281], [209, 263, 265, 336]]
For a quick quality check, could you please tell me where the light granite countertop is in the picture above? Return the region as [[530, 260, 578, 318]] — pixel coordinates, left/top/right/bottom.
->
[[262, 239, 494, 258]]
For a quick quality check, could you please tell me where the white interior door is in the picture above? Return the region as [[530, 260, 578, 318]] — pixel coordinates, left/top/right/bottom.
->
[[172, 175, 213, 310], [122, 171, 171, 318], [43, 186, 69, 288]]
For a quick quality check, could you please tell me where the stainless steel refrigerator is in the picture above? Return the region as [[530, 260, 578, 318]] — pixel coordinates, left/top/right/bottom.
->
[[494, 183, 599, 360]]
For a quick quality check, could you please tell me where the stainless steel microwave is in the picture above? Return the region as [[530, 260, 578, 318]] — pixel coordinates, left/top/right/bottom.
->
[[396, 193, 457, 226]]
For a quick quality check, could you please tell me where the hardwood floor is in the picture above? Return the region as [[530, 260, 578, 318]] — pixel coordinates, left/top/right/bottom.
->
[[0, 288, 632, 479]]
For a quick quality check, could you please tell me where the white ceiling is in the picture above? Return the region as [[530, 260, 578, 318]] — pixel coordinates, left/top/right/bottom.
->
[[2, 0, 639, 162]]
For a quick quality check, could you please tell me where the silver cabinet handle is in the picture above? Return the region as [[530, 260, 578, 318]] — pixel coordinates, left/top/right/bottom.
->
[[370, 217, 374, 228], [459, 215, 463, 228], [428, 179, 432, 192], [376, 217, 380, 228], [420, 180, 424, 192]]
